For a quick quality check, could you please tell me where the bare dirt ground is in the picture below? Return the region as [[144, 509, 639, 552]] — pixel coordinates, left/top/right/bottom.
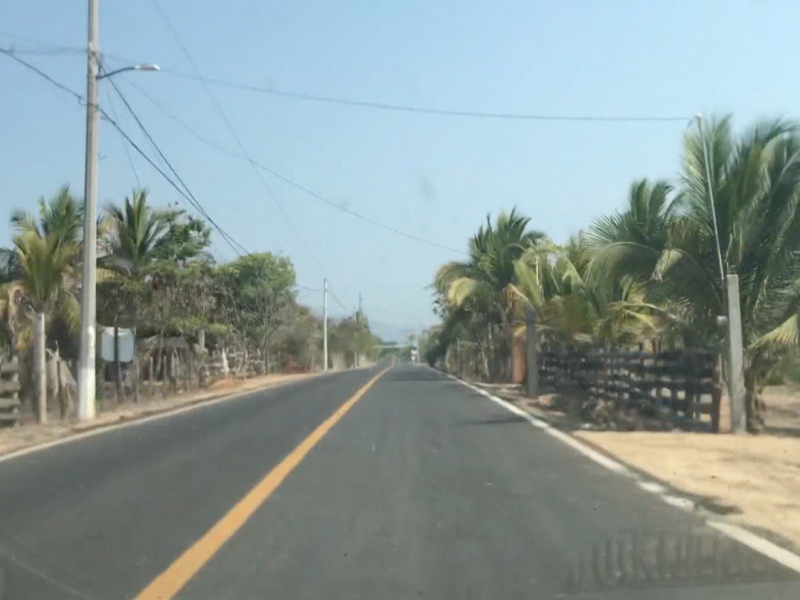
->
[[475, 380, 800, 550], [0, 371, 322, 458]]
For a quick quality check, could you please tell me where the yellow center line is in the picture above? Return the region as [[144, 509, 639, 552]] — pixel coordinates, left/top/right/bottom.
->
[[133, 366, 392, 600]]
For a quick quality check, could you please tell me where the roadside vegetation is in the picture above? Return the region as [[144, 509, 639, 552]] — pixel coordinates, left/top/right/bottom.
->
[[428, 115, 800, 432], [0, 186, 381, 420]]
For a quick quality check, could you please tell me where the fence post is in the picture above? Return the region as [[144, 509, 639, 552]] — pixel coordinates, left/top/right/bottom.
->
[[526, 308, 538, 399]]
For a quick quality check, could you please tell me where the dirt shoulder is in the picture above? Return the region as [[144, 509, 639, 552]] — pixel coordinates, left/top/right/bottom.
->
[[472, 380, 800, 551], [575, 430, 800, 549], [0, 371, 323, 459]]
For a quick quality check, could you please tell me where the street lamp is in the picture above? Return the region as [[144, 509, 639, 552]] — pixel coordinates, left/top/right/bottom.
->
[[97, 63, 160, 80], [76, 0, 159, 422]]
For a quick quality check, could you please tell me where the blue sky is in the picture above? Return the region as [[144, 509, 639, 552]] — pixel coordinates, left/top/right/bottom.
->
[[2, 0, 799, 338]]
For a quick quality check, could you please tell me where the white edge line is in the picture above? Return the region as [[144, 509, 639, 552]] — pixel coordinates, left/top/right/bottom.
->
[[460, 379, 629, 474], [443, 369, 800, 576], [0, 373, 329, 465], [637, 481, 667, 494], [661, 494, 695, 511], [709, 521, 800, 574]]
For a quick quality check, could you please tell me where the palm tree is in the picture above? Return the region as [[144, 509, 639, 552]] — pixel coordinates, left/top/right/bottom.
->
[[588, 116, 800, 430], [5, 187, 82, 422], [13, 232, 79, 422], [435, 208, 545, 381], [10, 184, 84, 246], [513, 234, 656, 347], [101, 189, 168, 277]]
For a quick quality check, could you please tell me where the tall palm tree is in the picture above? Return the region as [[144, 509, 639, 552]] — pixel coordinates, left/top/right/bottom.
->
[[588, 116, 800, 430], [101, 189, 168, 277], [10, 184, 84, 247], [435, 208, 545, 380], [5, 187, 82, 422], [12, 232, 79, 422]]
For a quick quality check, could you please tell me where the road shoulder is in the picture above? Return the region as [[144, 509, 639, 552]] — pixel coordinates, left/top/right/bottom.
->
[[444, 370, 800, 574], [0, 371, 325, 461]]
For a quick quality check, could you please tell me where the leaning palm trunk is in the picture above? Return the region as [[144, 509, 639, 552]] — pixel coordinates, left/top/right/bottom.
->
[[33, 310, 47, 423]]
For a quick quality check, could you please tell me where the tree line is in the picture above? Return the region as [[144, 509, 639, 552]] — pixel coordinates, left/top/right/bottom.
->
[[0, 186, 379, 420], [428, 115, 800, 432]]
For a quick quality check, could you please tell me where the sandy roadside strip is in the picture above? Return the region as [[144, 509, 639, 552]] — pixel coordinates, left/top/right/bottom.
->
[[574, 430, 800, 551]]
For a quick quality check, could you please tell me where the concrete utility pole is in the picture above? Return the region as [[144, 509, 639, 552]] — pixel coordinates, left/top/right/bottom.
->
[[74, 2, 158, 421], [323, 279, 328, 372], [77, 0, 100, 422], [696, 113, 746, 433], [525, 307, 538, 399], [726, 275, 746, 432]]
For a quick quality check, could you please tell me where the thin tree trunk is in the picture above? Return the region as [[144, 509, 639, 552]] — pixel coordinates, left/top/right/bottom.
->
[[132, 349, 140, 403], [34, 311, 47, 423], [161, 354, 168, 399], [114, 324, 123, 403], [56, 350, 67, 419], [487, 325, 496, 383], [148, 355, 154, 398]]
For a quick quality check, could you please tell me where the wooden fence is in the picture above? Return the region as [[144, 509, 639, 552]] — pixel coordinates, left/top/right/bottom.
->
[[0, 358, 20, 426], [539, 345, 722, 431]]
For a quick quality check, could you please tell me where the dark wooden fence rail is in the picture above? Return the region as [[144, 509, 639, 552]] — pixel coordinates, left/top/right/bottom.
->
[[0, 357, 21, 427], [539, 345, 722, 431]]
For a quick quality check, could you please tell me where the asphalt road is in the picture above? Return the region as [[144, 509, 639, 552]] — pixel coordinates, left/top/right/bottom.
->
[[0, 363, 799, 599]]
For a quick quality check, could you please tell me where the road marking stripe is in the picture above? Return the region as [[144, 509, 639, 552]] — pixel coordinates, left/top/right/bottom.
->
[[133, 366, 391, 600], [709, 521, 800, 573], [661, 495, 694, 510], [443, 370, 800, 575], [636, 481, 667, 494]]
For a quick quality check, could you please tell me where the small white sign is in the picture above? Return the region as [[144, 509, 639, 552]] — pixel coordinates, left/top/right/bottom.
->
[[100, 327, 135, 363]]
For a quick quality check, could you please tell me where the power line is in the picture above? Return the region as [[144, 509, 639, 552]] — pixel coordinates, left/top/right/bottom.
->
[[0, 48, 249, 259], [0, 32, 80, 53], [327, 287, 350, 314], [0, 33, 690, 123], [149, 0, 325, 270], [156, 68, 690, 122], [103, 88, 142, 187], [102, 71, 249, 256], [122, 76, 467, 256], [0, 47, 86, 103]]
